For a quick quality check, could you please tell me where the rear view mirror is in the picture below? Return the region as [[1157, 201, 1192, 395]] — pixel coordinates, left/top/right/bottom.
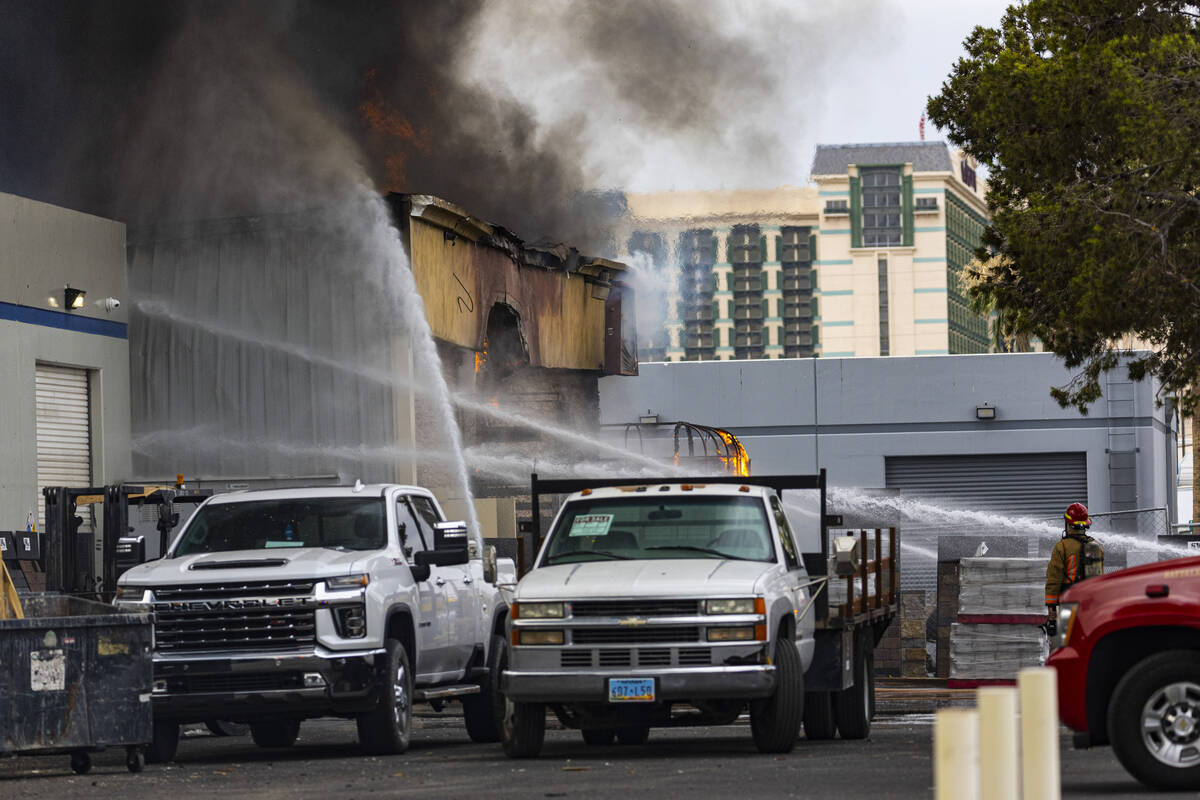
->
[[115, 535, 147, 576]]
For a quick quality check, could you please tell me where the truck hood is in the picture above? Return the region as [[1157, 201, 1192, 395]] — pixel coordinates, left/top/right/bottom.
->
[[1063, 554, 1200, 605], [119, 547, 366, 586], [516, 559, 775, 601]]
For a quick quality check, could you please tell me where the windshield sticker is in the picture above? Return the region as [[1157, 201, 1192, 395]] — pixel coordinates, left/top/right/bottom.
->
[[265, 541, 305, 548], [568, 514, 614, 537]]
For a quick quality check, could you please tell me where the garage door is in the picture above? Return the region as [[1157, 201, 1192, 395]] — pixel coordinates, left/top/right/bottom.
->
[[35, 363, 92, 530], [885, 452, 1088, 590]]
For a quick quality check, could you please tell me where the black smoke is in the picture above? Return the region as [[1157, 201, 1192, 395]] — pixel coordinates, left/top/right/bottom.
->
[[0, 0, 880, 251]]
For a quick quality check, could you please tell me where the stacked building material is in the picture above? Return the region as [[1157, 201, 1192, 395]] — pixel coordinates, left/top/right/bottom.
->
[[949, 557, 1048, 686]]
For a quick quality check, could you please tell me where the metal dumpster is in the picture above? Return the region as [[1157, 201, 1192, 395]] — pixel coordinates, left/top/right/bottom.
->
[[0, 594, 152, 773]]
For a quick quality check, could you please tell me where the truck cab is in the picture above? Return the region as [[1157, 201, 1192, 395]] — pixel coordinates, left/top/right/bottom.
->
[[116, 483, 513, 762], [1046, 554, 1200, 790]]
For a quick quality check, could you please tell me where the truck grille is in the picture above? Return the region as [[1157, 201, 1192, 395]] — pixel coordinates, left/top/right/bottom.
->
[[573, 626, 700, 645], [152, 580, 316, 601], [154, 605, 316, 652], [559, 648, 712, 668], [167, 672, 305, 694], [572, 600, 699, 617]]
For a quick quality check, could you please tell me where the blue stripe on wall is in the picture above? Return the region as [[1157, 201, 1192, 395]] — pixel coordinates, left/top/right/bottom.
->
[[822, 351, 855, 357], [820, 290, 853, 296], [822, 320, 854, 327], [818, 190, 849, 197], [912, 188, 944, 194], [916, 348, 950, 355], [915, 318, 948, 324], [914, 287, 947, 294], [818, 229, 851, 235], [0, 301, 128, 340], [914, 226, 946, 233], [913, 256, 946, 263], [815, 259, 853, 266]]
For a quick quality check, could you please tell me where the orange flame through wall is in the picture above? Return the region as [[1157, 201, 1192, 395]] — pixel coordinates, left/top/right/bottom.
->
[[358, 67, 434, 191]]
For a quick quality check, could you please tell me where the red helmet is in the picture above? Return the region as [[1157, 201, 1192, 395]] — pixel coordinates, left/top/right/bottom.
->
[[1064, 502, 1091, 527]]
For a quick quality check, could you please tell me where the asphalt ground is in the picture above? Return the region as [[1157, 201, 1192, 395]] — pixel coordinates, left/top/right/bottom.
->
[[0, 686, 1177, 800]]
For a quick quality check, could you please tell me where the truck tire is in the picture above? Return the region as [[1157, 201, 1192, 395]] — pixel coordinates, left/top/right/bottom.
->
[[1107, 650, 1200, 790], [835, 645, 872, 740], [357, 638, 414, 755], [750, 637, 804, 753], [582, 729, 616, 745], [463, 634, 505, 743], [250, 720, 301, 748], [145, 720, 179, 764], [501, 699, 546, 758], [616, 726, 650, 745], [803, 691, 837, 740]]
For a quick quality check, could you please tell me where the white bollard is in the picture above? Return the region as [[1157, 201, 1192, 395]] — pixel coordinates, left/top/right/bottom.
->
[[1019, 666, 1061, 800], [935, 708, 980, 800], [977, 686, 1020, 800]]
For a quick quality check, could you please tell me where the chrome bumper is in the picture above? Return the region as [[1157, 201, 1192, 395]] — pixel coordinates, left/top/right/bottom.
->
[[502, 664, 776, 703]]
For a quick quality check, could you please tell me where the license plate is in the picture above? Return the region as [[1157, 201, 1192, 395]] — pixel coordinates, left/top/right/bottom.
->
[[608, 677, 655, 703]]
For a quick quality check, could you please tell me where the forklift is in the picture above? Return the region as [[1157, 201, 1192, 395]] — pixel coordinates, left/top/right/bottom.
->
[[42, 481, 213, 599]]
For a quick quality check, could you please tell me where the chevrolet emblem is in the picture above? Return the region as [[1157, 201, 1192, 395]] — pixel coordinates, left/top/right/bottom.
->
[[618, 617, 647, 627]]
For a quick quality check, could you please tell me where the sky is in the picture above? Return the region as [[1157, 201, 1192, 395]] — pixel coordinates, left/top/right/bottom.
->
[[0, 0, 1015, 246]]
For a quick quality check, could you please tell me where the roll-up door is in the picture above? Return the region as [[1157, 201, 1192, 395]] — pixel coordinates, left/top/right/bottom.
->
[[35, 363, 92, 530], [885, 452, 1087, 590]]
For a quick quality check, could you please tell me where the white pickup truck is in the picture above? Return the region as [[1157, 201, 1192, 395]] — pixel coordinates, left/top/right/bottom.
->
[[498, 473, 897, 757], [115, 483, 513, 762]]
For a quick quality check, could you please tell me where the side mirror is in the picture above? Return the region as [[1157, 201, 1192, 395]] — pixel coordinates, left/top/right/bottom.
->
[[831, 535, 860, 577], [483, 544, 498, 584]]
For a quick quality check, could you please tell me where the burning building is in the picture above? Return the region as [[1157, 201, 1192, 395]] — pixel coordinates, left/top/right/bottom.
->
[[127, 191, 636, 533]]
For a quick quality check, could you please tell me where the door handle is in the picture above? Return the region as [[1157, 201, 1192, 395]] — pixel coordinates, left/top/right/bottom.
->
[[462, 577, 473, 584], [434, 577, 446, 586]]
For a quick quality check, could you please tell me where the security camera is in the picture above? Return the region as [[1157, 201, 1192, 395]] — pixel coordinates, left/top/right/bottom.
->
[[102, 297, 120, 312]]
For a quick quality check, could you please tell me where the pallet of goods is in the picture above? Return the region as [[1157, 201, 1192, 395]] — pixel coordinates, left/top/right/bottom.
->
[[949, 557, 1048, 687]]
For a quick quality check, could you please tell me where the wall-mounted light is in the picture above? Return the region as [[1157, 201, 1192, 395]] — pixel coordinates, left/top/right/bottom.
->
[[64, 286, 86, 311], [639, 413, 659, 426], [976, 404, 996, 420]]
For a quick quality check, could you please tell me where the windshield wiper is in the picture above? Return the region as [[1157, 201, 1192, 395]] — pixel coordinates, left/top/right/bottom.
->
[[544, 550, 633, 564], [644, 545, 755, 561]]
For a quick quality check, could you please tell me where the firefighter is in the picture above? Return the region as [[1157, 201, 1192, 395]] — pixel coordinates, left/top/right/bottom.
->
[[1045, 502, 1105, 634]]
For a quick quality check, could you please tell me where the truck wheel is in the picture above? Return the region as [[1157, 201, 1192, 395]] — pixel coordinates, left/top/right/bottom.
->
[[501, 698, 546, 758], [125, 746, 145, 773], [750, 636, 804, 753], [835, 645, 872, 740], [803, 691, 837, 740], [250, 720, 301, 748], [145, 720, 179, 764], [463, 634, 505, 743], [357, 638, 414, 755], [1107, 650, 1200, 790], [582, 729, 615, 745], [616, 726, 650, 745]]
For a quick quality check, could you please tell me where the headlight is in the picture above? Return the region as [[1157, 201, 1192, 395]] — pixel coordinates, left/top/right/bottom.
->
[[115, 584, 147, 601], [707, 626, 758, 642], [334, 605, 367, 638], [326, 574, 369, 589], [1052, 602, 1079, 650], [705, 598, 761, 615], [518, 629, 564, 645], [515, 601, 564, 619]]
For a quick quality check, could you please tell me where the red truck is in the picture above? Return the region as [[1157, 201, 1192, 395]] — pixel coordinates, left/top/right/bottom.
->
[[1046, 554, 1200, 790]]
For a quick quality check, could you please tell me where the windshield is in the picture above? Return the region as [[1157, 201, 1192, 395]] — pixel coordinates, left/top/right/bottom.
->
[[542, 496, 775, 565], [173, 497, 387, 556]]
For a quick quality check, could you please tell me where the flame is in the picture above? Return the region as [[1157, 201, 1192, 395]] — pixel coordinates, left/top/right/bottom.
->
[[488, 396, 499, 408], [475, 339, 488, 374], [359, 68, 433, 191]]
